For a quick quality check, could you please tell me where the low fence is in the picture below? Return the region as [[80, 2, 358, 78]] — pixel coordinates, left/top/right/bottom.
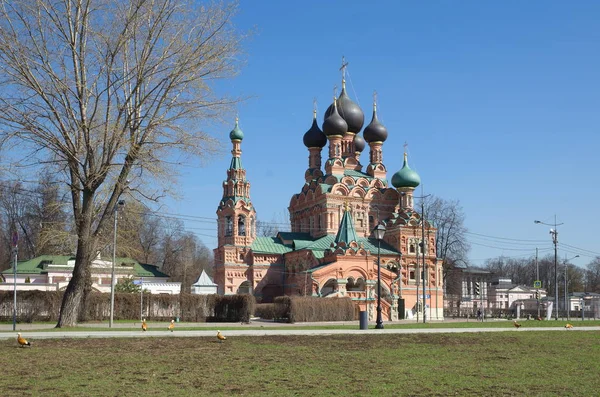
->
[[0, 291, 254, 323]]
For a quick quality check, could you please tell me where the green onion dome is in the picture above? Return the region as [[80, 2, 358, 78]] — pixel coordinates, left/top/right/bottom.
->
[[229, 118, 244, 141], [391, 153, 421, 188]]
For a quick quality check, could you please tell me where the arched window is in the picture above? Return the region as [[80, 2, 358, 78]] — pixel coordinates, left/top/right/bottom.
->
[[238, 215, 246, 236], [225, 216, 233, 236], [409, 244, 415, 253]]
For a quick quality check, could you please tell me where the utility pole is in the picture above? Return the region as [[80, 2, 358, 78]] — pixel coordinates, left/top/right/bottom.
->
[[536, 248, 540, 320], [534, 216, 563, 320], [12, 231, 18, 331], [418, 194, 430, 324]]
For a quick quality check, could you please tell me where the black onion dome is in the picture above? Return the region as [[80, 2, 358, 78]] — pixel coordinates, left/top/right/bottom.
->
[[353, 134, 366, 153], [303, 112, 327, 148], [363, 104, 388, 143], [322, 99, 348, 137], [325, 84, 364, 133]]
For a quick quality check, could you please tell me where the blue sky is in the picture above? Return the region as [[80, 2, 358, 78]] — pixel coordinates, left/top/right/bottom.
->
[[167, 1, 600, 269]]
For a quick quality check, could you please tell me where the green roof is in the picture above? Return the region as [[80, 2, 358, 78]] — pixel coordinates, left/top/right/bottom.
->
[[1, 255, 169, 278], [135, 262, 169, 278], [342, 169, 375, 180], [277, 232, 312, 242], [335, 209, 358, 245], [1, 255, 72, 274], [298, 234, 400, 259], [229, 156, 243, 170], [251, 237, 293, 254]]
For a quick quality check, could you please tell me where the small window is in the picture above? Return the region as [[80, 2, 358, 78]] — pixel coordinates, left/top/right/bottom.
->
[[238, 215, 246, 236], [409, 245, 415, 253], [225, 216, 233, 236]]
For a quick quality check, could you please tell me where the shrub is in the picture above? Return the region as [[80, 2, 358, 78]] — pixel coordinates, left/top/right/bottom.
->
[[254, 303, 287, 320], [210, 294, 255, 323], [274, 296, 355, 323]]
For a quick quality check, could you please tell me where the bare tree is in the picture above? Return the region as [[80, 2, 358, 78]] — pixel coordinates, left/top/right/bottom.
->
[[0, 0, 244, 326], [421, 196, 470, 282], [256, 210, 291, 237], [160, 221, 212, 293], [585, 257, 600, 293]]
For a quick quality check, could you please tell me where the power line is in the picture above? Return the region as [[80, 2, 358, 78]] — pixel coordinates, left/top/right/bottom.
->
[[465, 231, 547, 243], [561, 243, 600, 257]]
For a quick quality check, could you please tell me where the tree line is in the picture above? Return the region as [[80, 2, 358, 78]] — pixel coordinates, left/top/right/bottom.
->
[[483, 254, 600, 296], [0, 176, 213, 295]]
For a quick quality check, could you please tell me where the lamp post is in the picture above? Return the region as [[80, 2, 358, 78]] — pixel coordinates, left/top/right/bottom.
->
[[418, 194, 430, 323], [109, 199, 125, 328], [11, 231, 18, 331], [373, 223, 386, 329], [534, 216, 563, 320], [564, 255, 579, 321]]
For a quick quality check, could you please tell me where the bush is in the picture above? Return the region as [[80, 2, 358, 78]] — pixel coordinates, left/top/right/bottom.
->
[[254, 303, 287, 320], [210, 294, 255, 323], [274, 296, 355, 323]]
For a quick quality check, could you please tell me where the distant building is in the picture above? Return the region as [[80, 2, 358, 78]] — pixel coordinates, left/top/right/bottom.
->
[[568, 292, 600, 316], [1, 254, 181, 295], [445, 266, 493, 315], [191, 270, 218, 295], [489, 277, 546, 312]]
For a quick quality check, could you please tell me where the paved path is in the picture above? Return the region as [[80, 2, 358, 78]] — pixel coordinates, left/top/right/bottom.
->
[[2, 325, 599, 340]]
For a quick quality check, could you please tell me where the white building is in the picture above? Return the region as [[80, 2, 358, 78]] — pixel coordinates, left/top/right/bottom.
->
[[191, 270, 217, 295], [1, 254, 180, 295]]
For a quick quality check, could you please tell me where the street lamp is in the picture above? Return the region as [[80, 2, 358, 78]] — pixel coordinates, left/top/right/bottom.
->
[[109, 199, 125, 328], [373, 223, 386, 329], [534, 216, 563, 320], [564, 255, 579, 320]]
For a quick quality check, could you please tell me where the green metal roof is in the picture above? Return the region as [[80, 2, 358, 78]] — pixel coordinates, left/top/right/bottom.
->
[[335, 209, 358, 245], [219, 196, 253, 208], [1, 255, 169, 278], [278, 232, 312, 241], [251, 237, 293, 254], [229, 156, 243, 170], [135, 262, 169, 278], [1, 255, 71, 274]]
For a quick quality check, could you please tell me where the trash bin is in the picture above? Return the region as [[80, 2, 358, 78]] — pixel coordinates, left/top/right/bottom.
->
[[359, 311, 368, 330], [175, 317, 180, 323]]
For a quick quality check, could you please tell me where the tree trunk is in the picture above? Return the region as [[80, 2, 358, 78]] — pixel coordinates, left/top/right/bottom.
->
[[56, 189, 97, 328], [56, 235, 95, 327]]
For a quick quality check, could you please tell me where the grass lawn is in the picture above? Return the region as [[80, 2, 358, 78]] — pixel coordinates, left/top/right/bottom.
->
[[2, 331, 599, 396]]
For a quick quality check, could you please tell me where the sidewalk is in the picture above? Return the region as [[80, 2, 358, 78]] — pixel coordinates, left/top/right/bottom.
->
[[0, 317, 472, 332]]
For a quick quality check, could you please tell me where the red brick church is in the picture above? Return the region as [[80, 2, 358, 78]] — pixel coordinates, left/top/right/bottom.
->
[[213, 69, 443, 321]]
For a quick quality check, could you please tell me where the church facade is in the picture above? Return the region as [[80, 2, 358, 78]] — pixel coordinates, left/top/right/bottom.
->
[[213, 73, 443, 321]]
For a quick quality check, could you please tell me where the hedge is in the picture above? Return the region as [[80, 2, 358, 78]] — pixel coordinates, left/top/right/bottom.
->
[[0, 291, 254, 323], [273, 296, 355, 323]]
